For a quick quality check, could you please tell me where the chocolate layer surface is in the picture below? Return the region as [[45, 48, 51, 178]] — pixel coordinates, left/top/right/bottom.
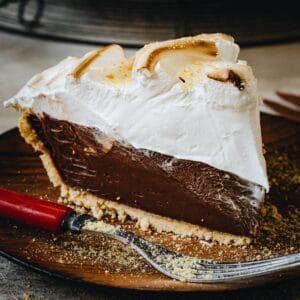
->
[[28, 113, 265, 237]]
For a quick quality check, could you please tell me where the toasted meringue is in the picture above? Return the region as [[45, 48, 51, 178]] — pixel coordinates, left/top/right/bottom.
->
[[5, 33, 269, 190], [72, 44, 126, 80]]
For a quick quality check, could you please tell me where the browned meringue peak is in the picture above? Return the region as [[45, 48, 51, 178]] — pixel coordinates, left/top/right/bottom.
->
[[208, 69, 245, 90], [133, 33, 234, 73], [71, 44, 126, 80], [207, 64, 252, 90], [103, 58, 133, 84], [69, 34, 237, 85], [197, 33, 234, 42], [207, 61, 252, 84]]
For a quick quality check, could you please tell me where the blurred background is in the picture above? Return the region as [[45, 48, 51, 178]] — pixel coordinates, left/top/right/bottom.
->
[[1, 0, 300, 46]]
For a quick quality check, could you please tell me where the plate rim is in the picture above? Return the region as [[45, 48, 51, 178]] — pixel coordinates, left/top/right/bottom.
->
[[0, 127, 300, 292]]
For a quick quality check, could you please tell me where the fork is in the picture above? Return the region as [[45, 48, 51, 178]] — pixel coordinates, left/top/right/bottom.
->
[[264, 91, 300, 123], [85, 224, 300, 283], [0, 187, 299, 283]]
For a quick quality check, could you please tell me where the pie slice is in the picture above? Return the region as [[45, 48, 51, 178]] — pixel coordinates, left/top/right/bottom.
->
[[5, 33, 268, 244]]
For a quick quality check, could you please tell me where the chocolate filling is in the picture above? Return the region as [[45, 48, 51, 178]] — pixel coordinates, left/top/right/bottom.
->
[[28, 114, 265, 237]]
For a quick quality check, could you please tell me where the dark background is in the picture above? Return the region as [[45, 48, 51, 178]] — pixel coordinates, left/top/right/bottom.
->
[[0, 0, 300, 47]]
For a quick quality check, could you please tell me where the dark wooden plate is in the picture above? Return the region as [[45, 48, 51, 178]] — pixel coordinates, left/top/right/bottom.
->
[[0, 114, 299, 292]]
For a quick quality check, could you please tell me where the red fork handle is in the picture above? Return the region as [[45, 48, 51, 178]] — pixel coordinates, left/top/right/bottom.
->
[[0, 187, 73, 233]]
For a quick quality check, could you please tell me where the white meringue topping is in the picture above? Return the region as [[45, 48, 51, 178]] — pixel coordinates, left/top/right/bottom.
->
[[5, 34, 269, 190]]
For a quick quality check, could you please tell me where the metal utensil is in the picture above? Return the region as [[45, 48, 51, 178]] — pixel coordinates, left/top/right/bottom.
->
[[264, 91, 300, 123], [0, 187, 299, 283]]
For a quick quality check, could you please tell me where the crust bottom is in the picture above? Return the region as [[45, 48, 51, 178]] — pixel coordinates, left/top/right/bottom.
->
[[18, 111, 251, 245]]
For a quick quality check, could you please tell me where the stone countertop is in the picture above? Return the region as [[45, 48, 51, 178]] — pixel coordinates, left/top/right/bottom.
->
[[0, 30, 299, 299]]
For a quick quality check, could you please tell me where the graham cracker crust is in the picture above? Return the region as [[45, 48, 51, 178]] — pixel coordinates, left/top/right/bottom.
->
[[18, 111, 251, 245]]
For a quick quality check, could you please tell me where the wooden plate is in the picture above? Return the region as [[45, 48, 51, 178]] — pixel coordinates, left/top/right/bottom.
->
[[0, 114, 299, 292]]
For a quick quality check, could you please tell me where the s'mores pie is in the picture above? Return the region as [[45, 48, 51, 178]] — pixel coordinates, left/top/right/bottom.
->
[[5, 33, 269, 244]]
